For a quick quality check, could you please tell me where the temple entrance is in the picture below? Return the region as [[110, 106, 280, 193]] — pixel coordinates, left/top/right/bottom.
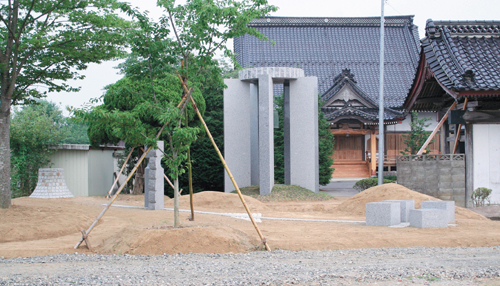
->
[[333, 135, 364, 161], [332, 135, 369, 178]]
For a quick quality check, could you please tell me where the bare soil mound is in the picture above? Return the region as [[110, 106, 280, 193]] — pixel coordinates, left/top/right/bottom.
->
[[165, 191, 271, 213], [99, 225, 256, 255], [336, 183, 486, 220], [0, 197, 96, 243]]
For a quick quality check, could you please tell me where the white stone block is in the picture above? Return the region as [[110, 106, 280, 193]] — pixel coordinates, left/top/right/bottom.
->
[[409, 209, 448, 228], [383, 200, 415, 222], [421, 201, 455, 223], [365, 202, 401, 226]]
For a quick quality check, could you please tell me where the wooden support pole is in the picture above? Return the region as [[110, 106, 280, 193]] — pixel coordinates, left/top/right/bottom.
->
[[453, 98, 468, 154], [107, 147, 135, 198], [370, 130, 377, 175], [176, 76, 271, 251], [75, 94, 192, 250], [417, 101, 457, 155], [75, 146, 153, 249]]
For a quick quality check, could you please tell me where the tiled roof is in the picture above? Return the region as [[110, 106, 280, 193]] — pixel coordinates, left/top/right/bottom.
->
[[321, 69, 404, 121], [422, 19, 500, 92], [234, 16, 420, 109]]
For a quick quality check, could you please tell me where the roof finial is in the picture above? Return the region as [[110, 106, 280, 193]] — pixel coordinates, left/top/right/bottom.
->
[[426, 19, 436, 38]]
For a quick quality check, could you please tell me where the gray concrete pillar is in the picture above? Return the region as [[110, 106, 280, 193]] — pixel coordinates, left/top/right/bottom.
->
[[144, 141, 165, 210], [223, 79, 251, 192], [283, 81, 291, 185], [258, 74, 274, 195], [250, 82, 260, 185], [289, 77, 319, 192]]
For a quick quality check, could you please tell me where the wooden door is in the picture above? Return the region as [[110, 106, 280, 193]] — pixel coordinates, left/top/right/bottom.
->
[[333, 135, 363, 161]]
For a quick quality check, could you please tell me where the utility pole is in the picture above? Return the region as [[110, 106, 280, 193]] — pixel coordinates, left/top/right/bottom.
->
[[378, 0, 385, 185]]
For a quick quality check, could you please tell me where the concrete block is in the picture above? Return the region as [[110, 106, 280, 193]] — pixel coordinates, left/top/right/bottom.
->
[[383, 200, 415, 222], [144, 141, 165, 210], [365, 202, 401, 226], [409, 209, 448, 228], [421, 200, 455, 223]]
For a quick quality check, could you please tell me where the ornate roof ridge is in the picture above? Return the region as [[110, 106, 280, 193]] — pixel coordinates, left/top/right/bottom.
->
[[426, 19, 500, 37], [249, 15, 415, 27]]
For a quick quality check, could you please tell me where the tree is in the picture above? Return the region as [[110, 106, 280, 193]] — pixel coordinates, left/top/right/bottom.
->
[[274, 95, 335, 186], [317, 101, 335, 184], [178, 61, 233, 194], [0, 0, 131, 208], [10, 101, 65, 197], [401, 111, 432, 155]]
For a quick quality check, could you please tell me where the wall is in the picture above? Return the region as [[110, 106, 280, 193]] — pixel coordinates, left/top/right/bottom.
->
[[49, 147, 89, 197], [473, 124, 500, 204], [88, 149, 115, 197], [397, 154, 466, 207]]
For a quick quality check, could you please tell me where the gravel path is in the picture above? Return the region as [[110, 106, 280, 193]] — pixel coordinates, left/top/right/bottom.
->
[[1, 246, 499, 285]]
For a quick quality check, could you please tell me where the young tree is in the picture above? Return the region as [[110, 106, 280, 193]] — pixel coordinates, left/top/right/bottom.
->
[[0, 0, 131, 208], [401, 111, 432, 155], [10, 101, 66, 197]]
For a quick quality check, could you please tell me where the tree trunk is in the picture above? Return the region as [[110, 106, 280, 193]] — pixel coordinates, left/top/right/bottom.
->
[[0, 111, 11, 208], [132, 160, 144, 195], [174, 178, 179, 227]]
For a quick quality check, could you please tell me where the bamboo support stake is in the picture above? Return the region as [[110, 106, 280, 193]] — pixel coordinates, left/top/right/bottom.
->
[[75, 146, 153, 249], [188, 147, 194, 221], [185, 109, 195, 221], [417, 101, 457, 155], [453, 98, 468, 154], [184, 91, 271, 251], [107, 147, 135, 198], [75, 87, 193, 249]]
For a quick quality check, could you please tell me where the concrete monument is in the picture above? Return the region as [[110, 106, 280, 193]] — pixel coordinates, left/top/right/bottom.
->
[[224, 67, 318, 195]]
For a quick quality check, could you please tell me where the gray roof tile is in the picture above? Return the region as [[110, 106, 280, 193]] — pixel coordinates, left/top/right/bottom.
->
[[422, 19, 500, 91], [234, 16, 420, 110]]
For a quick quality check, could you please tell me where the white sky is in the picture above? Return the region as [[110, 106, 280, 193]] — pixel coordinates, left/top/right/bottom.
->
[[46, 0, 499, 115]]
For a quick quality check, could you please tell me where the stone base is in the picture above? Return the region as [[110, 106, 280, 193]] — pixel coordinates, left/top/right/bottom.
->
[[383, 200, 415, 222], [365, 202, 401, 226], [409, 209, 448, 228], [421, 201, 455, 223], [30, 168, 74, 198]]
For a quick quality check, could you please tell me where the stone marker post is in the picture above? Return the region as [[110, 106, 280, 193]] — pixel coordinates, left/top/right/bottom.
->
[[144, 141, 165, 210]]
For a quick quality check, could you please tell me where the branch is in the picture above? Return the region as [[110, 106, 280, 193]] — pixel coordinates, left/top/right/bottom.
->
[[166, 7, 187, 59]]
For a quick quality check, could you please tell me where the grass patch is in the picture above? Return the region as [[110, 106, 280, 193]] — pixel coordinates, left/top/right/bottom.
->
[[233, 184, 333, 202]]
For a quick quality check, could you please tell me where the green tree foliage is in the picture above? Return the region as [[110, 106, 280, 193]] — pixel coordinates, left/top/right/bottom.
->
[[0, 0, 131, 208], [401, 111, 432, 155], [10, 101, 65, 197], [10, 100, 90, 198], [178, 63, 227, 195], [318, 103, 335, 184], [76, 0, 276, 226], [274, 96, 335, 187]]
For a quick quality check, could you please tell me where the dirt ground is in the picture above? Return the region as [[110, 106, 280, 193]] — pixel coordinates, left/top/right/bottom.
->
[[1, 183, 499, 258]]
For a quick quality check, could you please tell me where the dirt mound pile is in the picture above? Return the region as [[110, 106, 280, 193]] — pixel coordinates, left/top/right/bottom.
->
[[165, 191, 270, 213], [98, 225, 256, 255], [0, 197, 97, 243], [336, 183, 486, 220]]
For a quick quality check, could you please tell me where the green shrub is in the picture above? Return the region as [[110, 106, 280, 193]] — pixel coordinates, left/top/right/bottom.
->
[[471, 187, 492, 207], [353, 178, 395, 192]]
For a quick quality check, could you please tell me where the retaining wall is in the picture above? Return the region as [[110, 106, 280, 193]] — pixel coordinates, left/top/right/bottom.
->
[[397, 154, 466, 207]]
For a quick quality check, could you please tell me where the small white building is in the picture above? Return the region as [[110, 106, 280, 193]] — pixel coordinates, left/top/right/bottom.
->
[[49, 144, 125, 197]]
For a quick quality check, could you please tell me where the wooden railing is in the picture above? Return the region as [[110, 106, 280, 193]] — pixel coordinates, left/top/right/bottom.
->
[[365, 152, 398, 174]]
